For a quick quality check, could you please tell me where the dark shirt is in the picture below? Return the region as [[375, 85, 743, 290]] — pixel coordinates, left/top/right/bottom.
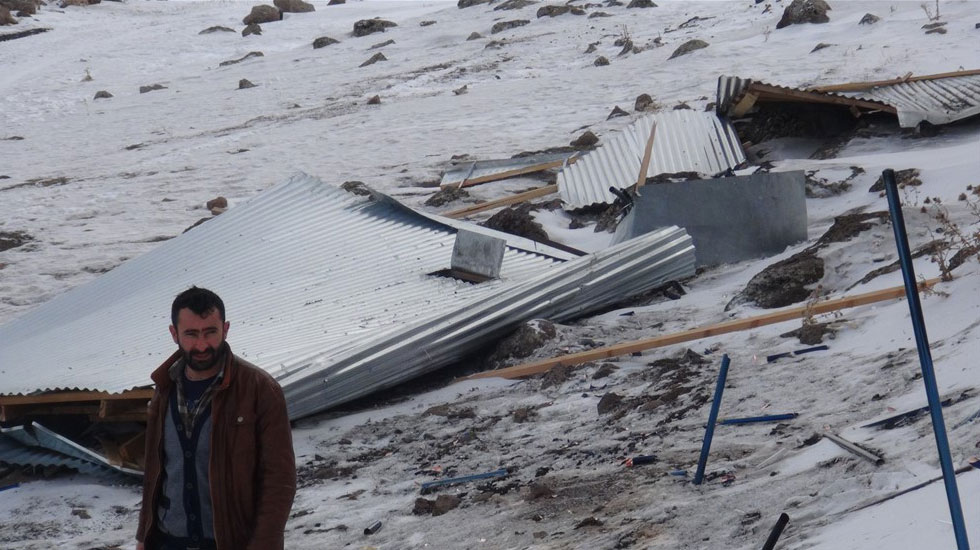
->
[[182, 372, 216, 409]]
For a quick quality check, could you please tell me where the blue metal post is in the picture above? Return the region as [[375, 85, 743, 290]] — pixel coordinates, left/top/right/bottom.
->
[[694, 354, 729, 485], [883, 168, 970, 549]]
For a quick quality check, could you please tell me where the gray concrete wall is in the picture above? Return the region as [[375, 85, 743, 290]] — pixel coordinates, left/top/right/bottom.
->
[[614, 171, 807, 267]]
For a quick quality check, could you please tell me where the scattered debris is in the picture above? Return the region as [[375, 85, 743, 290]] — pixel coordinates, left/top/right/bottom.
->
[[420, 469, 508, 493], [776, 0, 830, 29], [219, 51, 264, 66], [766, 344, 828, 363], [353, 18, 396, 37], [492, 19, 529, 34], [360, 52, 387, 67], [823, 432, 884, 465], [481, 203, 550, 242], [0, 28, 52, 41], [363, 520, 382, 535], [313, 36, 339, 48], [371, 38, 395, 49], [668, 39, 708, 59]]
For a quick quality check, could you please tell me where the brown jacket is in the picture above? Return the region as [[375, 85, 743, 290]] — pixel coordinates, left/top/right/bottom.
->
[[136, 346, 296, 550]]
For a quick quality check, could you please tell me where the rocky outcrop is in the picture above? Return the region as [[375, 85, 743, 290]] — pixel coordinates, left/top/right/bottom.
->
[[776, 0, 831, 29], [274, 0, 313, 13], [242, 4, 281, 25], [353, 18, 396, 37]]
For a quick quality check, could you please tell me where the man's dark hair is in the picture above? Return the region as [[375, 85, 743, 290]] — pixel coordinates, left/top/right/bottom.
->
[[171, 286, 226, 327]]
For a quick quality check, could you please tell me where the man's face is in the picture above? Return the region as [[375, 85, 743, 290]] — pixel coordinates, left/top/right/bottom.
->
[[169, 307, 230, 372]]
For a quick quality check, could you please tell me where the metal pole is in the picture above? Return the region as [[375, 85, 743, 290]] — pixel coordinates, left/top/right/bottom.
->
[[718, 413, 798, 425], [883, 168, 970, 549], [694, 354, 730, 485], [761, 513, 789, 550]]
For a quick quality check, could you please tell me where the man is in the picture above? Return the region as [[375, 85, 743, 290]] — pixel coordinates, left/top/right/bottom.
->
[[136, 287, 296, 550]]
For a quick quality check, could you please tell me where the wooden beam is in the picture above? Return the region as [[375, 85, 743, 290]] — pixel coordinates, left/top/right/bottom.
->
[[1, 404, 101, 421], [443, 184, 558, 219], [810, 68, 980, 93], [747, 83, 896, 113], [731, 91, 759, 117], [0, 388, 153, 406], [634, 122, 657, 190], [441, 157, 578, 190], [465, 278, 939, 380]]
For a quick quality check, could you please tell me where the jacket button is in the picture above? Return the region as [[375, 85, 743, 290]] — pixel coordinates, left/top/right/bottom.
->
[[185, 451, 193, 458], [237, 416, 244, 423]]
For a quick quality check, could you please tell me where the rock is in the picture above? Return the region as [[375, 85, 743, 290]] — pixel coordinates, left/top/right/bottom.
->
[[592, 363, 617, 379], [274, 0, 314, 13], [458, 0, 492, 7], [219, 51, 264, 66], [243, 4, 281, 25], [366, 94, 381, 105], [60, 0, 99, 7], [575, 517, 603, 529], [491, 19, 529, 33], [487, 319, 557, 368], [810, 42, 832, 53], [313, 36, 339, 48], [243, 23, 262, 36], [798, 322, 831, 345], [341, 181, 372, 196], [607, 105, 628, 119], [206, 196, 228, 214], [353, 18, 396, 37], [634, 93, 655, 111], [734, 249, 825, 309], [859, 13, 879, 25], [139, 84, 167, 94], [360, 52, 387, 67], [1, 6, 17, 25], [869, 168, 920, 192], [537, 5, 584, 17], [327, 0, 344, 4], [495, 0, 536, 9], [482, 203, 549, 242], [420, 20, 436, 26], [238, 78, 256, 89], [453, 84, 468, 95], [199, 25, 235, 34], [370, 38, 395, 49], [597, 392, 624, 415], [540, 364, 570, 389], [2, 0, 33, 15], [584, 42, 597, 53], [413, 498, 435, 515], [526, 482, 555, 500], [93, 90, 113, 99], [466, 31, 482, 40], [673, 102, 691, 110], [814, 211, 888, 246], [776, 0, 831, 29], [0, 230, 32, 252], [570, 130, 598, 148], [925, 27, 947, 35], [589, 11, 611, 18], [626, 0, 655, 7], [425, 186, 469, 207], [71, 508, 91, 520], [593, 55, 609, 66], [921, 21, 946, 30], [668, 39, 708, 59], [432, 495, 461, 516]]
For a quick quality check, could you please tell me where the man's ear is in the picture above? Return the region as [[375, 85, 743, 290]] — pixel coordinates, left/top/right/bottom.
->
[[169, 325, 179, 345], [223, 321, 230, 338]]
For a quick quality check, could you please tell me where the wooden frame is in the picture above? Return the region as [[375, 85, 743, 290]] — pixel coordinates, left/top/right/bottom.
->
[[443, 185, 558, 219], [0, 388, 153, 423]]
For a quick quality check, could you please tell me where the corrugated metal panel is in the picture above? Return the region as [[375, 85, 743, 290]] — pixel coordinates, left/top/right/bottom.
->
[[0, 173, 696, 419], [2, 423, 141, 477], [0, 428, 137, 482], [440, 152, 577, 188], [843, 74, 980, 127], [716, 75, 751, 116], [556, 111, 746, 209]]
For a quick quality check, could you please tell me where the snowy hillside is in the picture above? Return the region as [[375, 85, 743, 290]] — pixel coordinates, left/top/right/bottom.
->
[[2, 0, 980, 548]]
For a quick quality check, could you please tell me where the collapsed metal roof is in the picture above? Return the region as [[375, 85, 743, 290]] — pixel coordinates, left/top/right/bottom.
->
[[556, 110, 746, 209], [716, 71, 980, 128], [0, 423, 138, 481], [0, 173, 695, 419], [440, 151, 578, 188]]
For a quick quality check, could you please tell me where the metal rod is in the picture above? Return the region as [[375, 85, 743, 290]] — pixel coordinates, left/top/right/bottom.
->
[[718, 413, 798, 425], [761, 513, 790, 550], [823, 432, 884, 465], [766, 345, 829, 363], [420, 468, 508, 493], [694, 354, 730, 485], [883, 168, 970, 550]]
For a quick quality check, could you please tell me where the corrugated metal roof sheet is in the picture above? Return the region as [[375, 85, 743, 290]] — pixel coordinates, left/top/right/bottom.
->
[[842, 74, 980, 127], [0, 173, 696, 419], [717, 73, 980, 128], [556, 111, 746, 209], [0, 427, 137, 482], [440, 152, 578, 188]]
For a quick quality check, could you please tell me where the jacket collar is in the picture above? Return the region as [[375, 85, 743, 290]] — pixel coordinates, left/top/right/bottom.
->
[[151, 342, 235, 391]]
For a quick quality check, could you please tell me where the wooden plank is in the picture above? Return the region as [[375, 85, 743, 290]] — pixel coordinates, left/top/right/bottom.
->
[[443, 184, 558, 219], [441, 158, 578, 190], [0, 388, 153, 406], [811, 69, 980, 93], [748, 83, 896, 113], [118, 431, 146, 469], [731, 91, 759, 117], [634, 122, 657, 190], [1, 404, 101, 421], [465, 278, 939, 380]]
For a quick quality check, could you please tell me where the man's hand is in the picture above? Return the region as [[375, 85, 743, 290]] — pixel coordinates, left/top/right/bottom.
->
[[136, 543, 144, 550]]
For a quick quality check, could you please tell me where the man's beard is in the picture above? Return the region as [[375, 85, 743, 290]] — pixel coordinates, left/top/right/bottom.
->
[[183, 343, 224, 372]]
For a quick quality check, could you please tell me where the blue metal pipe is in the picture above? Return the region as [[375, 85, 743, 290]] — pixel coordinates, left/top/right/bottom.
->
[[718, 413, 798, 425], [694, 354, 729, 485], [420, 468, 508, 493], [883, 168, 970, 550]]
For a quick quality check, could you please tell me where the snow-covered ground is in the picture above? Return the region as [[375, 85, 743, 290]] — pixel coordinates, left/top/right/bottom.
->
[[2, 0, 980, 548]]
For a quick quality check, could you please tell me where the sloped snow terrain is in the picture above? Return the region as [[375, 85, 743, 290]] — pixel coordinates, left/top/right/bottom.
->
[[1, 0, 980, 548]]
